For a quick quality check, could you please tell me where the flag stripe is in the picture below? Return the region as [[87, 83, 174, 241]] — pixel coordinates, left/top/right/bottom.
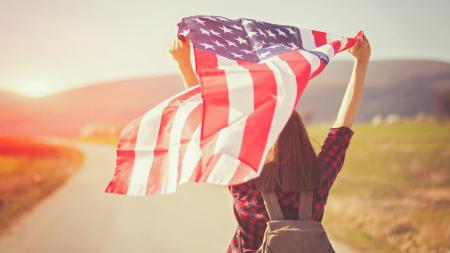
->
[[299, 28, 316, 50], [105, 15, 363, 196], [162, 93, 203, 193], [190, 50, 227, 182], [146, 86, 202, 195], [232, 60, 278, 175], [105, 115, 142, 194], [206, 55, 256, 184], [176, 104, 202, 184]]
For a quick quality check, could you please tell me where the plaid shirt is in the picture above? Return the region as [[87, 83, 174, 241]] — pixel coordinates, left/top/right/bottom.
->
[[226, 126, 354, 253]]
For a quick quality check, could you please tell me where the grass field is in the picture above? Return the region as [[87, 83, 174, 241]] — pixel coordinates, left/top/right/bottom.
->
[[307, 121, 450, 253], [60, 121, 450, 252], [0, 136, 84, 234]]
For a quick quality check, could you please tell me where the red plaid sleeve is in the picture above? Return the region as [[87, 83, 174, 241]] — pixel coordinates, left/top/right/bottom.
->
[[317, 126, 354, 195]]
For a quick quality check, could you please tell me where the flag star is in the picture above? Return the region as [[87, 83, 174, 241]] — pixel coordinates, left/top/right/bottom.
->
[[193, 17, 206, 26], [253, 43, 263, 50], [240, 49, 253, 54], [288, 42, 298, 48], [200, 28, 211, 36], [225, 40, 238, 47], [219, 25, 233, 34], [260, 51, 271, 58], [210, 29, 221, 36], [200, 43, 215, 50], [276, 28, 287, 37], [231, 24, 243, 31], [248, 30, 258, 37], [235, 36, 248, 45], [231, 52, 243, 59], [179, 29, 190, 37], [242, 19, 253, 26], [287, 27, 296, 35], [266, 29, 277, 38], [213, 40, 225, 47], [257, 29, 267, 37]]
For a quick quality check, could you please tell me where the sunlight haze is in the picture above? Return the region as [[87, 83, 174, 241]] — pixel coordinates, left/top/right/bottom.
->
[[1, 0, 449, 97]]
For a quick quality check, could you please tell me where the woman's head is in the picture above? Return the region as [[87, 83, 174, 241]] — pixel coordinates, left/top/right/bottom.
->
[[251, 110, 321, 192]]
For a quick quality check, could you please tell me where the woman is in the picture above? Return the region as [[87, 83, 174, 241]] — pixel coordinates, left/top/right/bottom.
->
[[170, 35, 371, 252]]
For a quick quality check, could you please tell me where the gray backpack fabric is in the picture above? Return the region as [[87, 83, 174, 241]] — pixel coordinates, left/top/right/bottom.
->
[[256, 191, 335, 253]]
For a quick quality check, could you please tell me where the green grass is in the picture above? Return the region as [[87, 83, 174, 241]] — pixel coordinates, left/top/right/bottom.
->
[[307, 121, 450, 253]]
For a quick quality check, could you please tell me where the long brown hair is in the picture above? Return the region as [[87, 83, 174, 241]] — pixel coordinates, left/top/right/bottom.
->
[[250, 110, 321, 192]]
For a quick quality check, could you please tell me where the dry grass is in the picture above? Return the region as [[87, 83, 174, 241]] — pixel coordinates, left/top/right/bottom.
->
[[307, 121, 450, 253], [0, 136, 84, 234]]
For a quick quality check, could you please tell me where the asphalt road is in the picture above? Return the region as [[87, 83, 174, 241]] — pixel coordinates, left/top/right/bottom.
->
[[0, 139, 359, 253]]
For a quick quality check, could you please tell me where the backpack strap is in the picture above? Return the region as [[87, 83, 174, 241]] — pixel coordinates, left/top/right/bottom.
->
[[261, 191, 284, 220], [298, 191, 313, 220]]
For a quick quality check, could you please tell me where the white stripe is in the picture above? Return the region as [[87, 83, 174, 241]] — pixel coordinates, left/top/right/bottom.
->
[[299, 50, 321, 76], [326, 33, 339, 44], [247, 55, 299, 181], [126, 102, 168, 196], [218, 55, 254, 125], [299, 28, 316, 50], [126, 86, 199, 196], [339, 38, 348, 51], [178, 125, 202, 184], [326, 33, 348, 53], [161, 94, 202, 194], [207, 154, 240, 184], [314, 44, 335, 59]]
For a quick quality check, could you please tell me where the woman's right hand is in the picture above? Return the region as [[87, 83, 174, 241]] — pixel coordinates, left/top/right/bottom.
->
[[348, 35, 371, 64], [169, 36, 199, 88], [169, 37, 192, 67]]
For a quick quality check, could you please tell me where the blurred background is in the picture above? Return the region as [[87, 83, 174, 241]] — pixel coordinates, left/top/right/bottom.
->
[[0, 1, 449, 253]]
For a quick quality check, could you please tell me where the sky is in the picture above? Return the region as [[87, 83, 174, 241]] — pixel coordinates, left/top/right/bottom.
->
[[1, 0, 449, 97]]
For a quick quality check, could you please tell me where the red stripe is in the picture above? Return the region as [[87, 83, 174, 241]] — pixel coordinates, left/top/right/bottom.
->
[[192, 49, 229, 182], [311, 60, 326, 79], [146, 87, 201, 195], [342, 38, 356, 52], [194, 49, 230, 140], [234, 61, 277, 172], [312, 30, 327, 47], [278, 50, 312, 106], [104, 115, 142, 194], [329, 40, 342, 55]]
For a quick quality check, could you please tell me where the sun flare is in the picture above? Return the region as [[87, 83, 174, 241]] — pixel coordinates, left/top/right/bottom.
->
[[15, 82, 53, 98]]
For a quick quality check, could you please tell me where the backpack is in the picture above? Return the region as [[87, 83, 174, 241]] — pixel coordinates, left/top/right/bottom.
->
[[256, 190, 335, 253]]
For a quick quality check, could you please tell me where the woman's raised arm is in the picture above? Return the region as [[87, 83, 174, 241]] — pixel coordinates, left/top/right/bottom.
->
[[332, 35, 371, 128], [169, 37, 199, 89]]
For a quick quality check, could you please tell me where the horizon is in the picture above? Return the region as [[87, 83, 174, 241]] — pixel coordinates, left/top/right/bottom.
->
[[1, 58, 449, 98], [1, 0, 450, 97]]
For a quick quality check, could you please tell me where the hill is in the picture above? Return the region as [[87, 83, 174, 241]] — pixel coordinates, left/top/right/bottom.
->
[[0, 60, 448, 136]]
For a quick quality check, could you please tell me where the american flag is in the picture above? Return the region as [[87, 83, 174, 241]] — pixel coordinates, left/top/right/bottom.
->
[[104, 15, 363, 196]]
